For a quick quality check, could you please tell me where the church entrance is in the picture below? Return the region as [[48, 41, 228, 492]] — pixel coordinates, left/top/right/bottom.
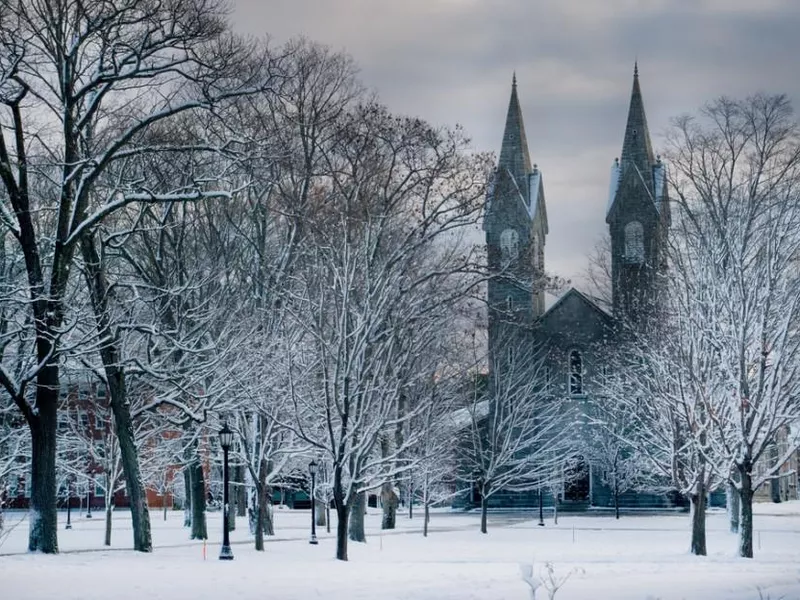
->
[[563, 459, 590, 502]]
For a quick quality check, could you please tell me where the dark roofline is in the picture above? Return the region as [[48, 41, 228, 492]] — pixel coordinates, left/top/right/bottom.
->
[[537, 287, 615, 324]]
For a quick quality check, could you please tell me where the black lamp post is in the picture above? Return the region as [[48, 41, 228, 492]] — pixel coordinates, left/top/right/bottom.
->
[[538, 487, 545, 526], [219, 423, 234, 560], [308, 460, 318, 545], [66, 477, 72, 530]]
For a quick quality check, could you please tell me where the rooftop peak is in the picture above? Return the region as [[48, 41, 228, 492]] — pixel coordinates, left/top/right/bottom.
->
[[620, 62, 655, 173], [498, 74, 532, 195]]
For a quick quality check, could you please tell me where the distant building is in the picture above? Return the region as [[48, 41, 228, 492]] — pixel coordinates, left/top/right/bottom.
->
[[481, 65, 676, 510], [2, 379, 178, 512]]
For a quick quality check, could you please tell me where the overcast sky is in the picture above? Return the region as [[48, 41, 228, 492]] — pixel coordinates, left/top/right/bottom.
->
[[229, 0, 800, 288]]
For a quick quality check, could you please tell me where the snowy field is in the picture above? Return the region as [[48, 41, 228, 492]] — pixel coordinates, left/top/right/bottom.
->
[[1, 504, 800, 600]]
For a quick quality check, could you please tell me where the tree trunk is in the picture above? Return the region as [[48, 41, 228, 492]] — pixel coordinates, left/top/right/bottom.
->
[[480, 495, 488, 534], [770, 443, 782, 503], [189, 456, 207, 540], [727, 481, 740, 533], [236, 466, 247, 517], [423, 502, 430, 537], [349, 491, 366, 542], [408, 482, 413, 520], [263, 492, 275, 536], [380, 482, 398, 530], [82, 235, 152, 552], [104, 503, 113, 546], [163, 495, 168, 522], [332, 460, 350, 561], [326, 504, 331, 533], [228, 480, 236, 532], [689, 486, 707, 556], [114, 408, 152, 552], [739, 465, 754, 558], [254, 484, 264, 551], [254, 479, 271, 551], [553, 493, 558, 525], [335, 501, 349, 561], [183, 468, 192, 528], [614, 476, 620, 520], [315, 499, 326, 527], [28, 398, 59, 554]]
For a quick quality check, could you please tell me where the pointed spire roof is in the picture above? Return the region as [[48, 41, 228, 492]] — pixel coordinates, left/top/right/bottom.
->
[[498, 74, 532, 197], [620, 62, 655, 176]]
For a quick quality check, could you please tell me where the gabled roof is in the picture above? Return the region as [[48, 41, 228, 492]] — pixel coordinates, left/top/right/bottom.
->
[[539, 287, 614, 324]]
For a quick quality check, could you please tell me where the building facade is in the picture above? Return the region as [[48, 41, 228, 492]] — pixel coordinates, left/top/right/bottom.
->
[[482, 65, 677, 510]]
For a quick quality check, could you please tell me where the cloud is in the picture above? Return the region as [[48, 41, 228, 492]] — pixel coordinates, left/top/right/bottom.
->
[[230, 0, 800, 285]]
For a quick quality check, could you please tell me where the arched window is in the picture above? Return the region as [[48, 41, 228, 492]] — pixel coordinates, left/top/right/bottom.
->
[[500, 229, 519, 265], [624, 221, 645, 263], [569, 350, 583, 395]]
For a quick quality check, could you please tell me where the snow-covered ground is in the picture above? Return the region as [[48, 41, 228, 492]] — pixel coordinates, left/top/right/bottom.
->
[[1, 504, 799, 599]]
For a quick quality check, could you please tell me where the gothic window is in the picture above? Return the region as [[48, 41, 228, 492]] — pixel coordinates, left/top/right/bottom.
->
[[569, 350, 583, 396], [624, 221, 645, 263], [500, 229, 519, 266]]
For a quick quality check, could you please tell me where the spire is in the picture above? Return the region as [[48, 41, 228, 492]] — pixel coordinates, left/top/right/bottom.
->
[[498, 74, 532, 195], [620, 62, 654, 175]]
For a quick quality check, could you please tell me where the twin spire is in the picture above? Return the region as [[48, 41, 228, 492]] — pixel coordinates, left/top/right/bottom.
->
[[499, 64, 653, 212], [619, 61, 655, 175], [498, 72, 532, 197], [501, 64, 652, 176]]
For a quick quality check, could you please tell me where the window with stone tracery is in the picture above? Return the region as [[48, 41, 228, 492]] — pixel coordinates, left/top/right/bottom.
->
[[569, 350, 583, 396], [500, 228, 519, 266], [624, 221, 644, 263]]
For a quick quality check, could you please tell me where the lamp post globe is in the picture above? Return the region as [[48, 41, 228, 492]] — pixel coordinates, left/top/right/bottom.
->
[[309, 460, 318, 545], [219, 423, 234, 560]]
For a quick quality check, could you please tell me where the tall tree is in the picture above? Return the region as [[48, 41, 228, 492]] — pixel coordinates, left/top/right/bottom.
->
[[664, 93, 800, 558], [0, 0, 273, 552]]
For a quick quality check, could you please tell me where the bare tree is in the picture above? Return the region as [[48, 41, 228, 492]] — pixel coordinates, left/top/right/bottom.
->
[[457, 333, 576, 534], [280, 98, 491, 560], [0, 0, 274, 552], [662, 93, 800, 558]]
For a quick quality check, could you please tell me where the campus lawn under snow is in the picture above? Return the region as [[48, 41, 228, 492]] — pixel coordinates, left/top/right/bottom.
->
[[1, 504, 799, 599]]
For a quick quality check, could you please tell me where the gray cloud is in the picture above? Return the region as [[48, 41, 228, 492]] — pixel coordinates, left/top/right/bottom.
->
[[230, 0, 800, 285]]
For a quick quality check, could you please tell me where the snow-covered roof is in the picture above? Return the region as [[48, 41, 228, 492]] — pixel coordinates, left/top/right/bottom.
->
[[539, 287, 614, 322], [528, 169, 541, 221], [606, 159, 621, 217], [483, 167, 531, 230], [607, 158, 667, 218], [653, 162, 666, 212], [443, 399, 490, 432], [482, 175, 496, 231]]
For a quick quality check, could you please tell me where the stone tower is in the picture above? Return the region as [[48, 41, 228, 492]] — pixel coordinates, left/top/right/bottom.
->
[[484, 75, 548, 363], [605, 64, 670, 324]]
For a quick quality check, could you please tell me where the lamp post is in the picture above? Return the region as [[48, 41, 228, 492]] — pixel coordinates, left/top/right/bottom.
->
[[308, 460, 318, 545], [218, 423, 234, 560], [66, 477, 72, 530], [538, 487, 545, 526]]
